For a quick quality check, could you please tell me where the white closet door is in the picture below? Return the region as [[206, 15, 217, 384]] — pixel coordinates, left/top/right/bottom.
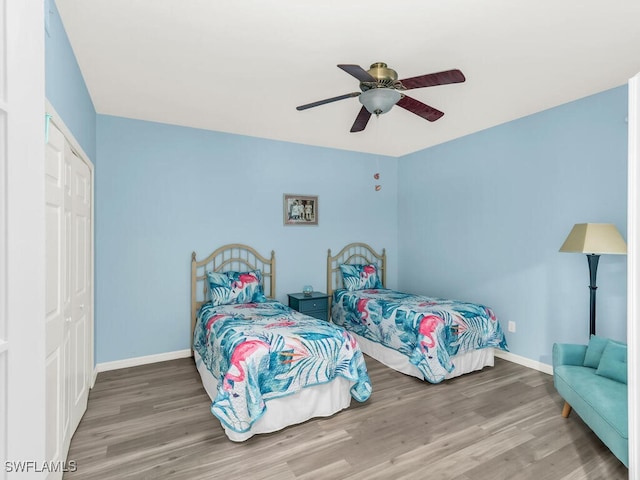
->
[[69, 149, 91, 433], [45, 120, 92, 479], [45, 122, 71, 472]]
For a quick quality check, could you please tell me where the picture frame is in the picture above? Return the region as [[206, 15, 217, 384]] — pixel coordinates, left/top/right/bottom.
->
[[283, 194, 318, 226]]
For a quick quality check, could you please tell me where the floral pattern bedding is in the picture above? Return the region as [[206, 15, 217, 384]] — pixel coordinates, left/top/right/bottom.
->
[[194, 301, 372, 433], [331, 288, 508, 383]]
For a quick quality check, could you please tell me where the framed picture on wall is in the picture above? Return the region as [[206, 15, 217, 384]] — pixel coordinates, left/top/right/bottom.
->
[[284, 194, 318, 226]]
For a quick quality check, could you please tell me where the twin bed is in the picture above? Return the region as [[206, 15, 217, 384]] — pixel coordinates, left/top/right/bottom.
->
[[327, 243, 508, 383], [191, 244, 371, 442], [191, 242, 508, 441]]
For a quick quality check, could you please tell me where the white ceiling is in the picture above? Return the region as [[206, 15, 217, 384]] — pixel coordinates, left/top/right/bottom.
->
[[56, 0, 640, 157]]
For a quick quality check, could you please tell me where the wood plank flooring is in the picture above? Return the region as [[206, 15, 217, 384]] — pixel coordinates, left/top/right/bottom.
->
[[65, 356, 628, 479]]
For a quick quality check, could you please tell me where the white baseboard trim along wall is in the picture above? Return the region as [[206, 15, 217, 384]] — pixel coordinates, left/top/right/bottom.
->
[[92, 347, 551, 385], [94, 349, 193, 380], [494, 349, 553, 375]]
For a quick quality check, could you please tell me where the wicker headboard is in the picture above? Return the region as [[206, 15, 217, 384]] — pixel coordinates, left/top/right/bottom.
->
[[190, 244, 275, 351], [326, 242, 386, 300]]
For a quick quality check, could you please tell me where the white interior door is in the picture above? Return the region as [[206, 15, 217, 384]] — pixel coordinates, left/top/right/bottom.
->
[[45, 122, 71, 470], [45, 117, 93, 479], [70, 148, 91, 432]]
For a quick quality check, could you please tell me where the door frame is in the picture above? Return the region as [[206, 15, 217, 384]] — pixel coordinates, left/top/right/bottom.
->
[[627, 73, 639, 479], [5, 0, 47, 471]]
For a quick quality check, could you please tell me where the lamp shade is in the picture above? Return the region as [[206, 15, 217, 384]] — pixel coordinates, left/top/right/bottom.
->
[[559, 223, 627, 254], [359, 88, 402, 115]]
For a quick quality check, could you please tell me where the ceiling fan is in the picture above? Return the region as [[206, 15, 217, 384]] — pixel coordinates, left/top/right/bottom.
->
[[296, 62, 465, 133]]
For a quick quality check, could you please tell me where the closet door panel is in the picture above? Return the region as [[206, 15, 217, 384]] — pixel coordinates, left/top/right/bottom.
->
[[70, 150, 91, 432], [45, 125, 65, 355], [45, 117, 93, 476], [44, 123, 68, 466]]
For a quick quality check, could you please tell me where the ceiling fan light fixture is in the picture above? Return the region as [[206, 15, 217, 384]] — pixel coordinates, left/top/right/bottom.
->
[[359, 88, 402, 115]]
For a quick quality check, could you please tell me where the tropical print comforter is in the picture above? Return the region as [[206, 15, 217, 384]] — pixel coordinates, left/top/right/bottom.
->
[[194, 301, 371, 433], [332, 288, 508, 383]]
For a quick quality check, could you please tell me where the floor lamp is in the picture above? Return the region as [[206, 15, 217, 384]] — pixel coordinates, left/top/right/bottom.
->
[[559, 223, 627, 337]]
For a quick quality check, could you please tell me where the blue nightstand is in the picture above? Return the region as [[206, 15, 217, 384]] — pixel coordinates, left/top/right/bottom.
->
[[287, 292, 329, 322]]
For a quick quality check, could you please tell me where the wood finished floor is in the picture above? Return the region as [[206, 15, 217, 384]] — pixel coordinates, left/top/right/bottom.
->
[[65, 356, 628, 480]]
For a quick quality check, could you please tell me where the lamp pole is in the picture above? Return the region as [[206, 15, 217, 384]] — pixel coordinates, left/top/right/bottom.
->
[[586, 254, 600, 337]]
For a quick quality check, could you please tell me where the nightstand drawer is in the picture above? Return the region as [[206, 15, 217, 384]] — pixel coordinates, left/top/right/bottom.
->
[[296, 297, 328, 313], [287, 292, 330, 322]]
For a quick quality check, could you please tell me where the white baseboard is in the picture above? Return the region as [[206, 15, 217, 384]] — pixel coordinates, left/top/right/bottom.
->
[[494, 349, 553, 375], [94, 349, 193, 375], [90, 348, 549, 384]]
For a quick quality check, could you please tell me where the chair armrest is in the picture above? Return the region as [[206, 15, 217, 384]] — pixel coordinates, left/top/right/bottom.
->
[[552, 343, 587, 368]]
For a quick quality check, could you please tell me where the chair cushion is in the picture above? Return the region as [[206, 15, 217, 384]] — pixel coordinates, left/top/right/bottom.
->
[[596, 341, 627, 384], [583, 334, 610, 368]]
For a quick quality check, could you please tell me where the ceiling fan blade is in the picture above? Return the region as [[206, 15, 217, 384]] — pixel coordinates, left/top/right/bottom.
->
[[350, 106, 372, 132], [338, 64, 376, 83], [296, 92, 361, 111], [396, 95, 444, 122], [399, 69, 465, 90]]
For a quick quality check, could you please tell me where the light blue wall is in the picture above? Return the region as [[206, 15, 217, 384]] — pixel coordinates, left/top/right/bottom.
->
[[45, 0, 96, 160], [398, 86, 628, 365], [46, 1, 628, 366], [95, 115, 398, 363]]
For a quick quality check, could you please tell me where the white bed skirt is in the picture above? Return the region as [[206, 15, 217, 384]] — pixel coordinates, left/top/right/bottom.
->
[[194, 351, 354, 442], [352, 333, 495, 381]]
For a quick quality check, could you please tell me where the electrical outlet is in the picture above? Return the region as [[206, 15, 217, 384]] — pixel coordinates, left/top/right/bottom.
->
[[508, 321, 516, 333]]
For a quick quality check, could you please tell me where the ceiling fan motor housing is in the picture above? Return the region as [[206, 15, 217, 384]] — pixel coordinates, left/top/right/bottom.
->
[[362, 62, 399, 90]]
